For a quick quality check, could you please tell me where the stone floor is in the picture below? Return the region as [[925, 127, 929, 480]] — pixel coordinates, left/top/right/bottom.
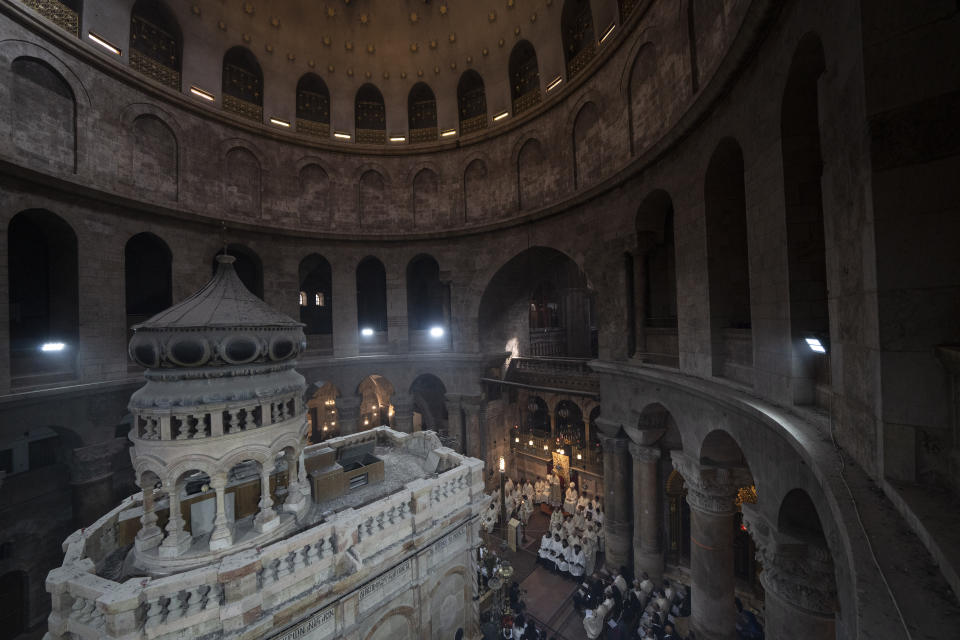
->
[[482, 507, 591, 640]]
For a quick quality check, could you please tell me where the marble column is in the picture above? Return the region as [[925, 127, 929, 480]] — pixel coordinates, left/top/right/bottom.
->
[[461, 396, 485, 461], [629, 442, 662, 580], [336, 395, 362, 435], [208, 473, 233, 551], [445, 394, 464, 453], [159, 479, 191, 557], [135, 481, 163, 552], [742, 505, 837, 640], [599, 432, 632, 572], [253, 463, 279, 533], [282, 448, 308, 514], [391, 393, 415, 433], [332, 262, 359, 358], [672, 452, 752, 640]]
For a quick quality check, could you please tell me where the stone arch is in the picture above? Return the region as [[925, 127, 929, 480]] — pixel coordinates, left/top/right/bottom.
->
[[298, 163, 330, 227], [10, 56, 77, 174], [462, 157, 489, 222], [216, 446, 272, 476], [631, 189, 678, 364], [358, 168, 388, 228], [364, 605, 416, 640], [427, 566, 468, 640], [572, 100, 603, 188], [298, 253, 333, 339], [626, 41, 660, 155], [124, 232, 172, 335], [356, 256, 388, 338], [409, 373, 448, 433], [704, 136, 752, 383], [223, 145, 261, 218], [166, 456, 218, 485], [129, 0, 182, 89], [413, 167, 441, 229], [517, 137, 547, 210]]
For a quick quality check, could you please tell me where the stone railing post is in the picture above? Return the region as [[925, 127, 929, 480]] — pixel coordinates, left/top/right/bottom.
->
[[391, 392, 415, 433]]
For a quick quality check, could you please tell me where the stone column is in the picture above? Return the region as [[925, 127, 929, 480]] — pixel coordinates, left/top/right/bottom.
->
[[70, 442, 120, 528], [386, 271, 409, 354], [599, 432, 632, 572], [445, 394, 464, 453], [629, 442, 662, 580], [461, 396, 484, 461], [391, 393, 415, 433], [253, 463, 279, 533], [332, 262, 359, 358], [135, 482, 163, 552], [672, 452, 752, 640], [562, 286, 592, 357], [281, 448, 308, 514], [159, 479, 191, 557], [336, 395, 362, 435], [209, 472, 233, 551], [742, 505, 837, 640]]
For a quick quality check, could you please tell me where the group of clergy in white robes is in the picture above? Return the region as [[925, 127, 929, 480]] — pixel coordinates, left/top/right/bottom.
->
[[481, 477, 539, 534]]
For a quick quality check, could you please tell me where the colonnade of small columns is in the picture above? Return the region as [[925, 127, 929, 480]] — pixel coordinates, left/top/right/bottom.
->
[[596, 426, 838, 640], [135, 448, 309, 558]]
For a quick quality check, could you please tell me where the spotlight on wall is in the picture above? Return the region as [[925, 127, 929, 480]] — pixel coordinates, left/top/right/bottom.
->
[[528, 440, 533, 446], [361, 327, 374, 337], [429, 326, 445, 338], [493, 111, 510, 122], [88, 31, 121, 55], [269, 117, 291, 128], [333, 131, 352, 140], [389, 136, 407, 143], [40, 342, 66, 352], [546, 76, 563, 92], [440, 128, 457, 138], [189, 86, 215, 101], [805, 337, 827, 354], [515, 437, 520, 443]]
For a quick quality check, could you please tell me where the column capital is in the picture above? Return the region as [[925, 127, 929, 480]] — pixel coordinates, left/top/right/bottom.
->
[[598, 432, 630, 452], [628, 442, 661, 463], [459, 395, 484, 413], [742, 505, 837, 615], [671, 451, 752, 516], [594, 416, 623, 439], [210, 472, 229, 490]]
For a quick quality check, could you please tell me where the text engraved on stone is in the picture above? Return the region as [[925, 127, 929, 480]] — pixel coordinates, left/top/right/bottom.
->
[[430, 525, 466, 567], [274, 606, 335, 640], [358, 559, 412, 612]]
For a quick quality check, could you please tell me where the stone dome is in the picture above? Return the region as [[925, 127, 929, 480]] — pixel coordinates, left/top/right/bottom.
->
[[128, 254, 306, 370]]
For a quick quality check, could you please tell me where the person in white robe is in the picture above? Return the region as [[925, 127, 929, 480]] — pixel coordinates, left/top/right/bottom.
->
[[522, 479, 534, 501], [555, 539, 570, 573], [504, 476, 514, 496], [582, 589, 614, 640], [582, 525, 598, 576], [577, 491, 591, 511], [538, 531, 554, 568], [564, 482, 579, 514], [639, 572, 654, 597], [534, 477, 548, 504], [549, 506, 564, 531], [549, 533, 564, 572], [593, 499, 604, 525], [568, 543, 586, 578], [614, 571, 628, 596], [595, 521, 605, 552], [481, 499, 499, 533], [519, 494, 534, 525], [573, 504, 587, 531]]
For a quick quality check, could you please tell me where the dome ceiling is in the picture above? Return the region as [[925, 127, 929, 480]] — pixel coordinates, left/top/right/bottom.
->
[[186, 0, 566, 83]]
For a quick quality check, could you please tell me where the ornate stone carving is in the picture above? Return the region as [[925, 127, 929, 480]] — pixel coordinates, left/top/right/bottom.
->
[[743, 506, 838, 616], [670, 451, 751, 515], [628, 442, 661, 463]]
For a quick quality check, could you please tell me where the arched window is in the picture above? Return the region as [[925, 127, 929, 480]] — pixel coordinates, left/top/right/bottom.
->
[[509, 40, 541, 115], [222, 46, 263, 121], [407, 255, 450, 349], [705, 138, 752, 383], [212, 244, 263, 299], [355, 84, 386, 144], [125, 232, 172, 336], [8, 210, 79, 383], [299, 291, 307, 306], [356, 257, 388, 348], [26, 0, 82, 37], [129, 0, 182, 89], [561, 0, 595, 78], [296, 73, 330, 137], [299, 254, 333, 341], [408, 83, 438, 143], [457, 70, 487, 134]]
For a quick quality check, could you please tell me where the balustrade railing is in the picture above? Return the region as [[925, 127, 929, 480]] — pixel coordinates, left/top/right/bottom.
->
[[20, 0, 79, 37], [507, 356, 599, 393], [134, 393, 299, 441], [46, 430, 485, 640], [223, 94, 263, 122]]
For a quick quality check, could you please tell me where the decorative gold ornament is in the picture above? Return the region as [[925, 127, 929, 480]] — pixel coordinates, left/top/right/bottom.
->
[[270, 16, 280, 28], [346, 67, 354, 77], [488, 10, 497, 22], [242, 33, 251, 43], [328, 64, 335, 72], [323, 35, 331, 46], [359, 13, 369, 24], [365, 71, 371, 79], [217, 20, 227, 31], [383, 71, 390, 79], [410, 11, 419, 24], [514, 26, 521, 36], [265, 44, 273, 53], [243, 2, 254, 16], [191, 5, 201, 16], [326, 6, 337, 18], [345, 40, 354, 51], [287, 52, 295, 61], [466, 55, 473, 64], [417, 68, 424, 77], [439, 4, 448, 16], [367, 43, 375, 54], [308, 59, 316, 68], [498, 38, 505, 47], [507, 0, 515, 7], [530, 12, 537, 23], [400, 71, 407, 79], [430, 39, 438, 49], [410, 42, 419, 52], [449, 32, 456, 43], [434, 65, 440, 74], [482, 47, 489, 56]]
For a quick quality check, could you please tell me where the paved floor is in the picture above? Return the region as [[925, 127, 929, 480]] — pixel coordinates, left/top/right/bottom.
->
[[481, 507, 592, 640]]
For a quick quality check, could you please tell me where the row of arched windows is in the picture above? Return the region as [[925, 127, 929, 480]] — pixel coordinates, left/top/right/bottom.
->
[[6, 218, 451, 381], [53, 0, 603, 141]]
